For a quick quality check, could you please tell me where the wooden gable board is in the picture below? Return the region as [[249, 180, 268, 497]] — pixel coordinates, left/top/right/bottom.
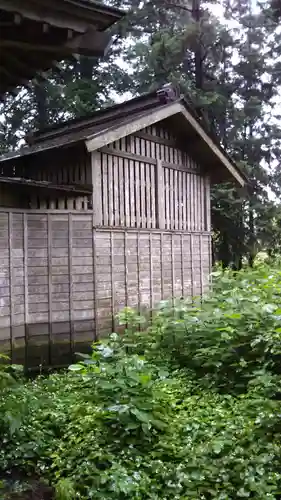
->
[[85, 101, 246, 187]]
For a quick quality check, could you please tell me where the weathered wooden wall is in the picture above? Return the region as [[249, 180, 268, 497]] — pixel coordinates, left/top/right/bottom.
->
[[0, 210, 211, 367], [96, 122, 210, 231], [28, 147, 92, 210]]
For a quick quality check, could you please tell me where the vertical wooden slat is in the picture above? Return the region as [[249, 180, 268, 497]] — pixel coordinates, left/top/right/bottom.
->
[[92, 151, 103, 226], [135, 136, 141, 156], [165, 168, 170, 230], [196, 176, 200, 231], [129, 159, 135, 227], [124, 159, 130, 227], [205, 175, 211, 232], [23, 213, 28, 366], [58, 166, 66, 210], [198, 175, 201, 231], [108, 155, 114, 227], [75, 198, 82, 211], [194, 175, 198, 231], [140, 138, 145, 156], [68, 198, 75, 211], [189, 173, 193, 231], [146, 164, 151, 229], [121, 136, 126, 152], [118, 156, 125, 226], [159, 141, 165, 162], [186, 173, 190, 231], [156, 160, 165, 229], [182, 172, 187, 230], [140, 162, 146, 228], [8, 212, 13, 359], [195, 175, 198, 231], [79, 158, 87, 211], [135, 161, 141, 228], [192, 175, 196, 231], [113, 156, 120, 226], [165, 144, 169, 164], [155, 140, 160, 160], [146, 135, 151, 158], [47, 214, 53, 365], [110, 232, 116, 331], [151, 164, 156, 228], [198, 177, 202, 232], [191, 174, 195, 231], [178, 171, 183, 230], [174, 169, 178, 230], [170, 169, 174, 230], [102, 154, 109, 226], [68, 214, 74, 357], [92, 225, 98, 340]]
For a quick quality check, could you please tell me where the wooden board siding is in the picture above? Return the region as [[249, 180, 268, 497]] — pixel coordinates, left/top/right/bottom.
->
[[98, 122, 210, 231], [0, 211, 211, 367], [27, 147, 92, 210], [0, 184, 28, 208], [0, 211, 95, 366]]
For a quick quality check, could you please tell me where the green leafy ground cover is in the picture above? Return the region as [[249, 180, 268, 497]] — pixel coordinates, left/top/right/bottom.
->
[[1, 263, 281, 499]]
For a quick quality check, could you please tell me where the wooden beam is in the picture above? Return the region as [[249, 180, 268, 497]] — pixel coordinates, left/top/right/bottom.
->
[[178, 105, 246, 186], [1, 39, 76, 54], [91, 151, 102, 226], [43, 23, 49, 33], [0, 176, 92, 195], [0, 65, 33, 89], [0, 0, 90, 32], [1, 29, 112, 58], [86, 102, 245, 188], [99, 146, 201, 175], [14, 13, 22, 25], [67, 27, 112, 57], [1, 49, 46, 79], [86, 103, 183, 152]]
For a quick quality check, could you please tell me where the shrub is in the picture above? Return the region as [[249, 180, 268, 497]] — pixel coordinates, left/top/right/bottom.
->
[[122, 263, 281, 394], [1, 264, 281, 498]]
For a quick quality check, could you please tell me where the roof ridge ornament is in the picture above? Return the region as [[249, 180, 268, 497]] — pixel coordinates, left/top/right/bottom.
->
[[157, 83, 181, 104]]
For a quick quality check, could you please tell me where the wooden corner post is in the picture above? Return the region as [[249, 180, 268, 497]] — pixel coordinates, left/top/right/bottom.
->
[[156, 159, 165, 229], [91, 150, 102, 226]]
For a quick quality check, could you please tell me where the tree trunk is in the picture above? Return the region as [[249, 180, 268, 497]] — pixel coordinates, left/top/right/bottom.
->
[[34, 81, 48, 129], [192, 0, 203, 90]]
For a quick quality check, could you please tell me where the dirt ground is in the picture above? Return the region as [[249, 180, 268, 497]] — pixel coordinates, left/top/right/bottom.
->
[[1, 474, 54, 500], [7, 483, 54, 500]]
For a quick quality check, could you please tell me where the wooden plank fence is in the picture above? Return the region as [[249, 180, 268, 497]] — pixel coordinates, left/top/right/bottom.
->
[[0, 210, 211, 367]]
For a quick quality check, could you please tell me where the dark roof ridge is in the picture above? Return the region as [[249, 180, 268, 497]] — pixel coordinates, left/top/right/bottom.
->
[[28, 83, 181, 145]]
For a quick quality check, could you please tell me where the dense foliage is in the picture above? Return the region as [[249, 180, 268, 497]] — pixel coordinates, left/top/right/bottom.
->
[[1, 263, 281, 498]]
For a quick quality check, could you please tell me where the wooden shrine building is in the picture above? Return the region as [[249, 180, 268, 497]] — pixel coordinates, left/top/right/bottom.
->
[[0, 85, 247, 367], [0, 0, 123, 94]]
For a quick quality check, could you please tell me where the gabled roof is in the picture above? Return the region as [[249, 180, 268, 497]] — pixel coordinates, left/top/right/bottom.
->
[[0, 0, 124, 95], [0, 85, 247, 187]]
